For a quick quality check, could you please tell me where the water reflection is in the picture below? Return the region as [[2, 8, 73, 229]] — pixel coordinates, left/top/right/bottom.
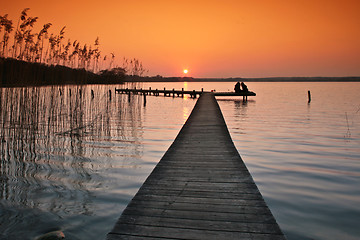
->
[[183, 82, 189, 100], [182, 106, 191, 121], [217, 82, 360, 240], [0, 84, 143, 239], [216, 98, 254, 136]]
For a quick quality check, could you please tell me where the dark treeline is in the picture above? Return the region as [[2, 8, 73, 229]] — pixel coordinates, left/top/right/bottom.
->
[[125, 75, 360, 82], [0, 57, 125, 86], [125, 75, 194, 82]]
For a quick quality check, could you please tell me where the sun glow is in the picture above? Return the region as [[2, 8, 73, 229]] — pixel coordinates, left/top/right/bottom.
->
[[183, 69, 188, 74]]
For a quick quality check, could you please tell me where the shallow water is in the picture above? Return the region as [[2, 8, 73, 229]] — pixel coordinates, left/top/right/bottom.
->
[[0, 82, 359, 240]]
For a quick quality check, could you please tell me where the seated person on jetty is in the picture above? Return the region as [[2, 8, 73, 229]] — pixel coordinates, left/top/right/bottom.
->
[[241, 82, 249, 92], [234, 81, 249, 93]]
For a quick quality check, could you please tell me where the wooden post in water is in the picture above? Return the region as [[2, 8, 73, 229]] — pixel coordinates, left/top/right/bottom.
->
[[69, 89, 71, 97], [164, 87, 166, 97], [308, 90, 311, 103], [181, 88, 184, 98], [91, 89, 94, 99], [172, 88, 175, 97], [109, 90, 112, 101], [143, 92, 146, 106], [128, 91, 131, 102]]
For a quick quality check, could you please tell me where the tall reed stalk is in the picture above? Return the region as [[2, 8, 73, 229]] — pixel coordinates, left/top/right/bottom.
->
[[1, 8, 147, 78]]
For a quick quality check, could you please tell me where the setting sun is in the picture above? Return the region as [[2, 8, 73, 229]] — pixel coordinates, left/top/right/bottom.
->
[[2, 2, 360, 77], [183, 69, 188, 74]]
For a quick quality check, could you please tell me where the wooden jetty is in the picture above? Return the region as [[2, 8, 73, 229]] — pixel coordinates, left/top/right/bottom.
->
[[115, 87, 256, 100], [107, 93, 285, 240]]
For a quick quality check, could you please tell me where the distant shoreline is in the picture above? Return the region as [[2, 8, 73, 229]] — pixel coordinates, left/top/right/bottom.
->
[[1, 57, 359, 87], [126, 76, 360, 82]]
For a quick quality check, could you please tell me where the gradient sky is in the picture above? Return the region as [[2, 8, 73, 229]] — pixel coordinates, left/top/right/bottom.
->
[[2, 0, 360, 77]]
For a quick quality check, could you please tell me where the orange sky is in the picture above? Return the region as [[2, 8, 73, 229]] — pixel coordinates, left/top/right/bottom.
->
[[2, 0, 360, 77]]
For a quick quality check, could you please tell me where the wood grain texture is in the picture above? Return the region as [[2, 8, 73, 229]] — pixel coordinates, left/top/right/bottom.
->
[[107, 93, 285, 240]]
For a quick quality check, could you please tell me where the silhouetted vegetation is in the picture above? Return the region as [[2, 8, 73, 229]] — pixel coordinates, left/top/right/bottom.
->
[[0, 8, 147, 86], [125, 75, 195, 82], [0, 85, 143, 239], [0, 57, 127, 86]]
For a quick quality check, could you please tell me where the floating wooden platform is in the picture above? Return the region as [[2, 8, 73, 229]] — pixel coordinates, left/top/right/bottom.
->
[[115, 87, 256, 100], [107, 93, 285, 240]]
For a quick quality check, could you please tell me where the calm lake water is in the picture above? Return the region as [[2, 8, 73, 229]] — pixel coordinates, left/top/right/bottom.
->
[[0, 82, 359, 240]]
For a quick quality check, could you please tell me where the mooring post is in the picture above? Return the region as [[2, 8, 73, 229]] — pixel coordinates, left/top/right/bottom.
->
[[91, 89, 94, 99], [308, 90, 311, 103], [149, 87, 151, 95], [164, 87, 166, 97], [59, 88, 62, 96], [109, 90, 112, 101], [193, 90, 196, 98], [128, 91, 131, 102], [172, 88, 175, 97], [143, 92, 146, 106], [69, 89, 71, 97], [182, 88, 184, 98]]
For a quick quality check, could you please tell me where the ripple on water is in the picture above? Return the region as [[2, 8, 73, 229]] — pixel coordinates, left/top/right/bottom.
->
[[0, 83, 359, 240]]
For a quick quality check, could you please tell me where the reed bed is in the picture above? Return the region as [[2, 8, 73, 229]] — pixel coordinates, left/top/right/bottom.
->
[[0, 8, 147, 86], [0, 84, 143, 211]]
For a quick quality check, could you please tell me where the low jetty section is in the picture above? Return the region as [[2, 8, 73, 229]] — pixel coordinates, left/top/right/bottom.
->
[[115, 87, 256, 100], [107, 93, 285, 240]]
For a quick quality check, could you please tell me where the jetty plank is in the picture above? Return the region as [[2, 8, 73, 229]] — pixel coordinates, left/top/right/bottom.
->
[[107, 93, 285, 240]]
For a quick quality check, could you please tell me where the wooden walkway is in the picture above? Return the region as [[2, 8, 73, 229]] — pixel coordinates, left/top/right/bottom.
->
[[107, 93, 285, 240], [115, 87, 256, 100]]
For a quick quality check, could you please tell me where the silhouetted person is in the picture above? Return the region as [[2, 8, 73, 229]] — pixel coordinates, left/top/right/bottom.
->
[[234, 82, 241, 93], [241, 82, 248, 92]]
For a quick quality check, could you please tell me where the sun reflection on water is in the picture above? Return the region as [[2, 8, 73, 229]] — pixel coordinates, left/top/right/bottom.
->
[[183, 82, 189, 100], [182, 106, 191, 122]]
